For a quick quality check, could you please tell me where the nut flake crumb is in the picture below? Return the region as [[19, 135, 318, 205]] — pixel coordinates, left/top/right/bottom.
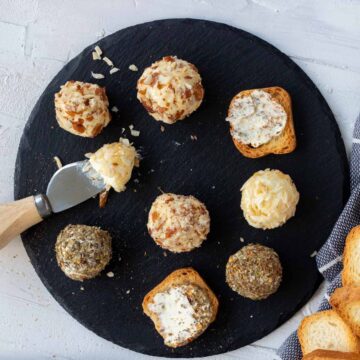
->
[[240, 237, 245, 243], [80, 286, 84, 291], [126, 289, 131, 294], [250, 315, 253, 318], [310, 251, 318, 258], [94, 45, 102, 56], [163, 252, 167, 257], [130, 129, 140, 137], [174, 141, 181, 146], [91, 71, 105, 79], [110, 67, 119, 74], [106, 271, 114, 278], [190, 135, 198, 141], [92, 51, 101, 60], [103, 56, 113, 67], [111, 106, 119, 112], [53, 156, 63, 169], [129, 64, 138, 71], [144, 251, 147, 256], [212, 185, 216, 189], [160, 126, 165, 132]]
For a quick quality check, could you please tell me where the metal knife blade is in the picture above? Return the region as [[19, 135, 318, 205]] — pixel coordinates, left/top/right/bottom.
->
[[46, 160, 105, 213]]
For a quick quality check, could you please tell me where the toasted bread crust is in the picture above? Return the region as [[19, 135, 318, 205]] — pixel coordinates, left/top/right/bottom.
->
[[142, 268, 219, 347], [298, 310, 360, 355], [342, 225, 360, 287], [228, 86, 296, 158], [331, 286, 360, 337], [302, 350, 360, 360]]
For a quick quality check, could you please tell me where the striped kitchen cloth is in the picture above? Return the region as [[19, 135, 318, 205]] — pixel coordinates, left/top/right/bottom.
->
[[278, 114, 360, 360]]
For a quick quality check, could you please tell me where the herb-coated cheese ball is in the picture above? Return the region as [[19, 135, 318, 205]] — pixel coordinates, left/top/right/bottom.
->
[[226, 243, 282, 300], [55, 224, 112, 281]]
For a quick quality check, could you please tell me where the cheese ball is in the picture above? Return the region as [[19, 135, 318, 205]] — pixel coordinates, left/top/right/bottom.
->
[[226, 244, 282, 300], [54, 80, 111, 137], [147, 193, 210, 253], [137, 56, 204, 124], [241, 169, 299, 230], [55, 224, 112, 281], [88, 138, 138, 192]]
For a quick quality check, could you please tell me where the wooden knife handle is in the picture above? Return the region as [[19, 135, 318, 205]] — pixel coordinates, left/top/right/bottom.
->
[[0, 196, 46, 249]]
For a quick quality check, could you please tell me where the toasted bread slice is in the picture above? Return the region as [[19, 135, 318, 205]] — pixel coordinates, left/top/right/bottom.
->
[[330, 286, 360, 337], [302, 350, 360, 360], [228, 86, 296, 158], [298, 310, 360, 355], [142, 268, 218, 347], [343, 226, 360, 287]]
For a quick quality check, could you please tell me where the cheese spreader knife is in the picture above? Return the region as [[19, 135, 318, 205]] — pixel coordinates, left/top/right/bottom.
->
[[0, 160, 105, 249]]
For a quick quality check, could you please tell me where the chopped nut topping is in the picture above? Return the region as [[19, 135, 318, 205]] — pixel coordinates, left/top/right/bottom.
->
[[129, 64, 138, 71], [103, 56, 114, 67], [91, 71, 105, 79], [94, 45, 102, 56], [53, 156, 63, 169], [92, 51, 101, 61], [109, 67, 119, 74]]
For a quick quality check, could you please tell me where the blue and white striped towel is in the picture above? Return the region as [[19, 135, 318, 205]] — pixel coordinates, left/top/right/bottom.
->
[[278, 114, 360, 360]]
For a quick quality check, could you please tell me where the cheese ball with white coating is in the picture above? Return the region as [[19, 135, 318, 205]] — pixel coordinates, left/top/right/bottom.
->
[[137, 56, 204, 124], [241, 169, 299, 230], [54, 80, 111, 137], [147, 193, 210, 253], [87, 138, 138, 193]]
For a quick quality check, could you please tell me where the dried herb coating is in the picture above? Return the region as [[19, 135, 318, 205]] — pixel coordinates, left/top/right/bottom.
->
[[55, 224, 112, 281], [226, 243, 282, 300]]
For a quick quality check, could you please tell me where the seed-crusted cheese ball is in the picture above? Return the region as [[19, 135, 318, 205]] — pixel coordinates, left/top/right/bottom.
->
[[147, 193, 210, 253], [148, 284, 213, 347], [88, 138, 138, 192], [54, 80, 111, 137], [137, 56, 204, 124], [241, 169, 299, 230], [55, 224, 112, 281], [226, 243, 282, 300]]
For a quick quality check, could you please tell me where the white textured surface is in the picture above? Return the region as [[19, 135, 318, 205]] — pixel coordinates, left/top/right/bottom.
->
[[0, 1, 359, 359]]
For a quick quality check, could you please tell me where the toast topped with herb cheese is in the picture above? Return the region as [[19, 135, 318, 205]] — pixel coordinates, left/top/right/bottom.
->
[[142, 268, 218, 348], [226, 86, 296, 158]]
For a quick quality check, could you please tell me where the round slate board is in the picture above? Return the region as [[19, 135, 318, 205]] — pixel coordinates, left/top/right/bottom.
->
[[14, 19, 349, 357]]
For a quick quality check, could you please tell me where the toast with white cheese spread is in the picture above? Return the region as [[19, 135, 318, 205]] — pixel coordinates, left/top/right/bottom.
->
[[142, 268, 218, 347], [227, 86, 296, 158]]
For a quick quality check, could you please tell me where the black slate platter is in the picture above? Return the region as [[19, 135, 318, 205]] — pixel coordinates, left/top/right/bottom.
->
[[15, 19, 349, 357]]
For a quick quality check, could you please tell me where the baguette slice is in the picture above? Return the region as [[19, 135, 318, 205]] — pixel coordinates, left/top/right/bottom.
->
[[330, 286, 360, 337], [302, 350, 360, 360], [343, 225, 360, 287], [142, 267, 218, 348], [298, 310, 360, 355], [228, 86, 296, 158]]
